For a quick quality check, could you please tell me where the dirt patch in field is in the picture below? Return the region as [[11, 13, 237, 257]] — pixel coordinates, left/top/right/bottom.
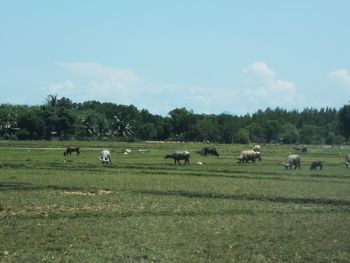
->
[[62, 190, 113, 196], [0, 202, 121, 216]]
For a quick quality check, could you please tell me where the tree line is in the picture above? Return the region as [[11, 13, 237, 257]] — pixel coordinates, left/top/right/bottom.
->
[[0, 96, 349, 144]]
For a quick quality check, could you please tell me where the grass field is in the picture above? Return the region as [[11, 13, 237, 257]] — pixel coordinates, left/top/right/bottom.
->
[[0, 140, 349, 262]]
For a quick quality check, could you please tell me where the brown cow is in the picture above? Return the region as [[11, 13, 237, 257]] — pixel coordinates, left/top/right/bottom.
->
[[64, 146, 80, 156]]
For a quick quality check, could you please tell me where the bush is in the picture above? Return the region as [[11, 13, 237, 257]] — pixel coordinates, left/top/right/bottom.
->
[[16, 129, 30, 140]]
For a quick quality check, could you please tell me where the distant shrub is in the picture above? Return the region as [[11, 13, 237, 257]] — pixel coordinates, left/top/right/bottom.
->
[[16, 129, 30, 140]]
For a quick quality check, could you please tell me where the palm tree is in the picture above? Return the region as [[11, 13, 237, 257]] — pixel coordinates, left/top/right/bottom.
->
[[112, 115, 134, 137], [46, 95, 58, 108]]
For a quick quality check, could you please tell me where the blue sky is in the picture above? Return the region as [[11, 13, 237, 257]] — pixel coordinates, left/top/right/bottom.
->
[[1, 1, 349, 115]]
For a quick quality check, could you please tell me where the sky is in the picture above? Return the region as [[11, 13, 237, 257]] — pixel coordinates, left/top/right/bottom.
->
[[0, 0, 349, 115]]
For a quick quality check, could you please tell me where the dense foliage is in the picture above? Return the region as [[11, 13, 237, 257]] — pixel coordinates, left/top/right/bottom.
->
[[0, 96, 349, 144]]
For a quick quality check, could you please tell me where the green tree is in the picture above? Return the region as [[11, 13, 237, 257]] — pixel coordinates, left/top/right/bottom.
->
[[168, 108, 197, 141], [17, 108, 45, 139], [56, 108, 77, 139], [41, 106, 58, 139], [138, 123, 157, 140], [0, 105, 19, 138], [217, 114, 240, 144], [57, 97, 75, 109], [263, 120, 281, 143], [237, 128, 250, 144], [196, 118, 220, 142], [46, 94, 58, 107], [77, 111, 107, 139], [248, 122, 264, 143], [299, 124, 317, 144], [281, 124, 299, 144], [109, 105, 139, 139], [111, 115, 135, 138], [338, 104, 350, 141]]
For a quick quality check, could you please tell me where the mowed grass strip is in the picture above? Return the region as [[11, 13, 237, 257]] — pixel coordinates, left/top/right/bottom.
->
[[0, 141, 349, 262]]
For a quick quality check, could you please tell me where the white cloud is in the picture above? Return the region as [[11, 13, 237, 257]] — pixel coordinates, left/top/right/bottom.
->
[[51, 62, 149, 106], [47, 80, 77, 94], [242, 62, 276, 78], [242, 62, 298, 106], [50, 62, 242, 114], [328, 69, 350, 91], [56, 62, 142, 86], [48, 61, 301, 115]]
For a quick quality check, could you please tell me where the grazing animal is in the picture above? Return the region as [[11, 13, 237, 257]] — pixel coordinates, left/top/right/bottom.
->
[[310, 160, 323, 170], [345, 154, 350, 168], [293, 145, 307, 153], [282, 154, 301, 170], [100, 149, 111, 164], [200, 147, 219, 157], [237, 150, 262, 163], [165, 151, 190, 165], [64, 146, 80, 156], [252, 145, 261, 152]]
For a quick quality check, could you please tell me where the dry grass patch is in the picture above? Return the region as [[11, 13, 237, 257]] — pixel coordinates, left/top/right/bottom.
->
[[62, 189, 113, 196]]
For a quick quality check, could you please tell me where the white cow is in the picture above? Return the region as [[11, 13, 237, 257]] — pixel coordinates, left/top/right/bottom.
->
[[252, 145, 261, 152], [100, 149, 111, 164]]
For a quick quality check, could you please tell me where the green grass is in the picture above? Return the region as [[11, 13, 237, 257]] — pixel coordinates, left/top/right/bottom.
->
[[0, 141, 349, 262]]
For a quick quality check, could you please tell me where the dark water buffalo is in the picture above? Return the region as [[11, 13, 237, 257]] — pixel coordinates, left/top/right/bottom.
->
[[310, 160, 323, 170], [64, 146, 80, 156], [237, 150, 261, 163], [165, 151, 190, 165], [293, 145, 307, 153], [283, 154, 301, 170], [200, 147, 219, 157], [345, 154, 350, 168]]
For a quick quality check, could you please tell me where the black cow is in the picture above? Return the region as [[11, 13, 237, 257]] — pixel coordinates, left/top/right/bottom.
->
[[345, 154, 350, 168], [310, 160, 323, 170], [200, 147, 219, 157], [165, 151, 190, 165]]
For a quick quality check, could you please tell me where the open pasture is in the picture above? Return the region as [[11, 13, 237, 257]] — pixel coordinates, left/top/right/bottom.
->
[[0, 141, 349, 262]]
